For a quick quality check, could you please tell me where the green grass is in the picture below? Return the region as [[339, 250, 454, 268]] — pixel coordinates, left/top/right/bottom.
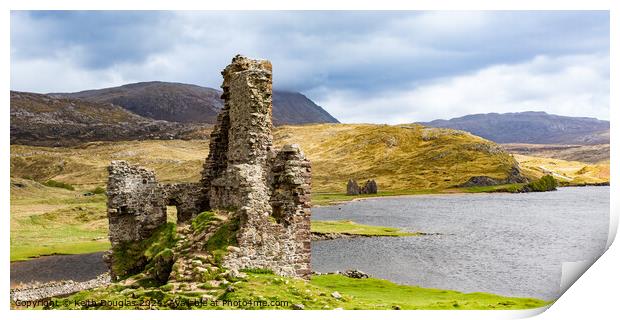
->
[[43, 179, 75, 191], [457, 183, 525, 193], [312, 189, 437, 206], [310, 274, 548, 310], [10, 182, 111, 261], [11, 241, 110, 262], [46, 271, 548, 310], [312, 220, 418, 237]]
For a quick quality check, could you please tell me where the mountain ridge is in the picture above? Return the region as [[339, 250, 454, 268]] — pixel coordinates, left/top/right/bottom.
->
[[50, 81, 339, 125], [419, 111, 609, 145]]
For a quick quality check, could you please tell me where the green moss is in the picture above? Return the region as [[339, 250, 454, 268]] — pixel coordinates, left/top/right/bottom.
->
[[191, 211, 217, 233], [204, 217, 240, 265], [459, 183, 525, 193], [312, 220, 418, 237], [111, 223, 178, 279], [240, 268, 274, 274]]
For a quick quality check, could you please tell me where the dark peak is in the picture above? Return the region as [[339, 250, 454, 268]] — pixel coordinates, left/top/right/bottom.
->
[[43, 81, 339, 125]]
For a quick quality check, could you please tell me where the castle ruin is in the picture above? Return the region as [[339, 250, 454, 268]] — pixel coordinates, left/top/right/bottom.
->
[[105, 55, 312, 280]]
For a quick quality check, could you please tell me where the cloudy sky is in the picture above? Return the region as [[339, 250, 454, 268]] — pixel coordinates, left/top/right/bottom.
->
[[10, 11, 609, 123]]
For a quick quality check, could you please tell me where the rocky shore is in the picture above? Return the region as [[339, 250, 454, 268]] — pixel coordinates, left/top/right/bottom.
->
[[10, 273, 110, 303]]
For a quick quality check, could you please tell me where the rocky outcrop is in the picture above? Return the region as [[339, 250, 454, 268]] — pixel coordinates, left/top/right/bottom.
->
[[459, 164, 529, 187], [105, 55, 312, 281], [346, 179, 378, 195]]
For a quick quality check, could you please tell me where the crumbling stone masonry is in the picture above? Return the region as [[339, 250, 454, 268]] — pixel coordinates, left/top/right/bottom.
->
[[106, 55, 312, 280], [346, 179, 378, 195]]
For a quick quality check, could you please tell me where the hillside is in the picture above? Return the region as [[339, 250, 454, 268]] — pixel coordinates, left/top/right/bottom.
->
[[513, 155, 609, 186], [12, 124, 525, 192], [10, 91, 211, 146], [420, 111, 609, 145], [51, 81, 339, 125], [502, 143, 610, 164]]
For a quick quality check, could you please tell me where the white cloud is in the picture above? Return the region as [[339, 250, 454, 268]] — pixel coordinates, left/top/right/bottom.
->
[[10, 11, 609, 122], [313, 54, 610, 123]]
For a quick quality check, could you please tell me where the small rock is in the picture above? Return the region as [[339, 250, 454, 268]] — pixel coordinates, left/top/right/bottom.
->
[[331, 291, 342, 299], [392, 305, 401, 310], [343, 269, 370, 279], [195, 266, 209, 273], [227, 246, 241, 253], [225, 285, 235, 293], [292, 303, 305, 310]]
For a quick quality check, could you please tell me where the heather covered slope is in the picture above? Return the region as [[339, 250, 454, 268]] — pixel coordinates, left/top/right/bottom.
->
[[274, 124, 524, 192], [11, 123, 608, 193], [51, 81, 339, 125], [11, 124, 524, 193], [51, 82, 223, 124], [10, 91, 211, 146]]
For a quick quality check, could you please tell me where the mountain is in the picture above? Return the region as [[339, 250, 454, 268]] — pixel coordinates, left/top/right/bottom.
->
[[51, 81, 339, 125], [419, 111, 609, 145], [10, 91, 210, 147]]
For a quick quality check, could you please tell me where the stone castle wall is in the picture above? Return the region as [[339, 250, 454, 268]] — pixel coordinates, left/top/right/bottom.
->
[[106, 55, 312, 279]]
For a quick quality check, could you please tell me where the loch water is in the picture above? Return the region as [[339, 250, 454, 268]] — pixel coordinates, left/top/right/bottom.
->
[[311, 186, 610, 300]]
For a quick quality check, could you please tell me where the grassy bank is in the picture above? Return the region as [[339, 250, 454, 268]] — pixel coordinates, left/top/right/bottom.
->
[[311, 220, 418, 237], [44, 270, 547, 310], [312, 189, 439, 206]]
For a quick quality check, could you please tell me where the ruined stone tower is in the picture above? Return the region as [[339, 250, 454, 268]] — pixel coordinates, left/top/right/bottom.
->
[[106, 55, 312, 280]]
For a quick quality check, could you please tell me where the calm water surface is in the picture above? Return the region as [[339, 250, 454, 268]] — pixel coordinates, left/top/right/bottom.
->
[[311, 187, 609, 300]]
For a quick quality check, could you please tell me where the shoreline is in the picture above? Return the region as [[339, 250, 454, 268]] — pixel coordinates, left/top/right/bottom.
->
[[312, 184, 610, 207]]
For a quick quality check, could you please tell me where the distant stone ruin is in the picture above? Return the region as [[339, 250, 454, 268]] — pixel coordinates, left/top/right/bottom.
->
[[105, 55, 312, 280], [346, 179, 378, 195]]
